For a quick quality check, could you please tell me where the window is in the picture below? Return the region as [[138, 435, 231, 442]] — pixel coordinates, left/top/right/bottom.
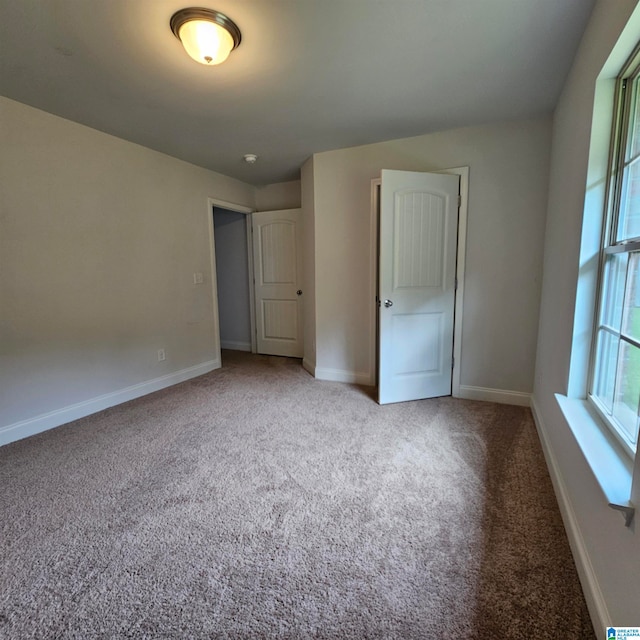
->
[[590, 47, 640, 456]]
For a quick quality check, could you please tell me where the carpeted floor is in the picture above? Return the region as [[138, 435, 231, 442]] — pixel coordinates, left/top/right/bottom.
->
[[0, 350, 595, 639]]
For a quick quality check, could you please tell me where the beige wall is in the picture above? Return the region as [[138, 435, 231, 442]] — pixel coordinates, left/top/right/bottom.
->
[[533, 0, 640, 626], [0, 97, 255, 438], [304, 117, 551, 391], [255, 180, 301, 211]]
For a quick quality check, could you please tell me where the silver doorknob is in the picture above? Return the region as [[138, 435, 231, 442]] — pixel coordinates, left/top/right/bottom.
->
[[384, 299, 393, 307]]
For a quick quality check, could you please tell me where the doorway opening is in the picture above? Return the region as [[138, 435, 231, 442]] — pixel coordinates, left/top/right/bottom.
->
[[207, 198, 256, 369], [207, 200, 304, 366], [213, 206, 255, 354]]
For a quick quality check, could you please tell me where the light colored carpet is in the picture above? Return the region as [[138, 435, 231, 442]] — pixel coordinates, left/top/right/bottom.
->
[[0, 350, 594, 638]]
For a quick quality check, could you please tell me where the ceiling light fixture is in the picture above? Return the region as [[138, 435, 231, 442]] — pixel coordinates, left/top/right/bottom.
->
[[243, 154, 258, 164], [170, 8, 241, 66]]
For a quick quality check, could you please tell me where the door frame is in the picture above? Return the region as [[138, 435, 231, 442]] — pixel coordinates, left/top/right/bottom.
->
[[369, 166, 469, 397], [207, 197, 257, 359]]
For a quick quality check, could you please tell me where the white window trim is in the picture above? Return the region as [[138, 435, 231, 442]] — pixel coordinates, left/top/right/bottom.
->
[[560, 30, 640, 529], [556, 395, 634, 524], [587, 48, 640, 460]]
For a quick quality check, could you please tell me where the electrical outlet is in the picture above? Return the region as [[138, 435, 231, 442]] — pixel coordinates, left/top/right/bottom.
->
[[157, 349, 166, 362], [193, 272, 204, 285]]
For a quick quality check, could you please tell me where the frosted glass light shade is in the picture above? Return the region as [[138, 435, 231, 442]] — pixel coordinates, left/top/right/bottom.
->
[[178, 19, 234, 65], [170, 8, 241, 66]]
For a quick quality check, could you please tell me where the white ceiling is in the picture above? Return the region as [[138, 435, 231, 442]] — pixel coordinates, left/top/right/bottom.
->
[[0, 0, 595, 185]]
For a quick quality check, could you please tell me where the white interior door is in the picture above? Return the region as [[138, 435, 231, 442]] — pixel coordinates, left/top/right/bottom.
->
[[378, 169, 460, 404], [252, 208, 303, 358]]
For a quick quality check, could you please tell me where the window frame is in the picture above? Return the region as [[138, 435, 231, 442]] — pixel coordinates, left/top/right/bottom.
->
[[588, 43, 640, 458]]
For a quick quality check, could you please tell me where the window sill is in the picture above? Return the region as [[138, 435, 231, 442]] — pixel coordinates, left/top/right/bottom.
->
[[555, 394, 635, 525]]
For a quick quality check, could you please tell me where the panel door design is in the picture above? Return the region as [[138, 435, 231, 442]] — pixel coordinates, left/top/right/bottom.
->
[[394, 191, 445, 290], [252, 209, 303, 357], [378, 170, 460, 404]]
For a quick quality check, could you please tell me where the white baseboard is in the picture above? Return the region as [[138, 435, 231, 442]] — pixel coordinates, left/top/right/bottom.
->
[[314, 366, 373, 386], [220, 340, 251, 352], [530, 398, 608, 635], [457, 385, 531, 406], [0, 359, 221, 448]]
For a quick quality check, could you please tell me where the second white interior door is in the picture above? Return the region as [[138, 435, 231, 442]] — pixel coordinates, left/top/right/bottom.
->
[[252, 208, 304, 358]]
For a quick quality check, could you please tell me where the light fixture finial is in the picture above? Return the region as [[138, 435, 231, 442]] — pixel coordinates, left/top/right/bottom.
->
[[170, 8, 241, 66]]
